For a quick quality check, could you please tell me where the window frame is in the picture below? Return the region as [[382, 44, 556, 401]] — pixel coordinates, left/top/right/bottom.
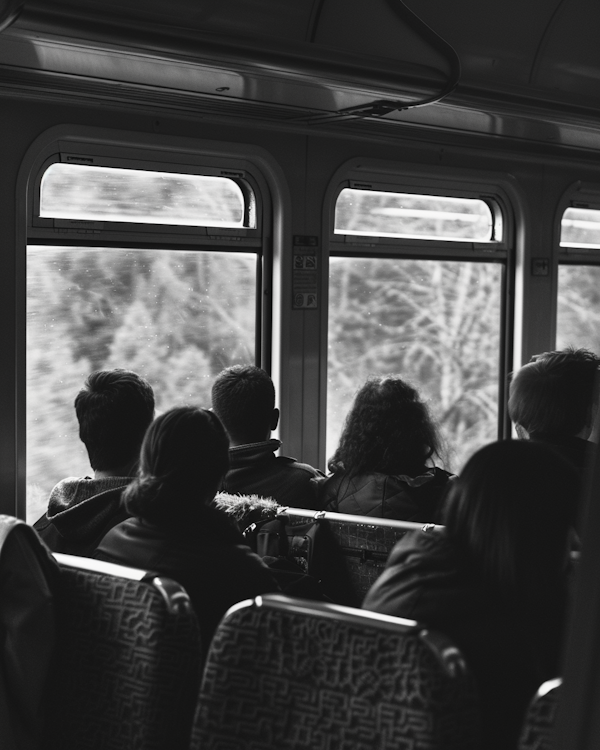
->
[[558, 183, 600, 263], [329, 175, 510, 261], [320, 161, 517, 471], [17, 129, 278, 521], [28, 150, 262, 248]]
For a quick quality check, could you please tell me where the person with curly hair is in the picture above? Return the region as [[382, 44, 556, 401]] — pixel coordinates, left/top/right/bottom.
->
[[95, 406, 278, 646], [316, 376, 453, 521]]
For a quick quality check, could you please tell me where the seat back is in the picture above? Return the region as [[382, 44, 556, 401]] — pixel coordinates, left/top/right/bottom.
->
[[0, 516, 59, 750], [282, 508, 441, 604], [44, 554, 202, 750], [191, 594, 480, 750], [518, 678, 561, 750]]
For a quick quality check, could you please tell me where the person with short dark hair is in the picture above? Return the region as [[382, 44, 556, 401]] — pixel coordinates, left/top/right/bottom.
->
[[211, 365, 324, 509], [508, 347, 600, 474], [316, 376, 453, 521], [34, 369, 155, 555], [363, 439, 579, 750], [95, 406, 278, 645]]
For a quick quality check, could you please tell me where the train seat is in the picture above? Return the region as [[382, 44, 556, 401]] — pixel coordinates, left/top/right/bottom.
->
[[0, 516, 59, 750], [43, 554, 202, 750], [191, 593, 480, 750], [260, 507, 441, 605], [518, 677, 561, 750]]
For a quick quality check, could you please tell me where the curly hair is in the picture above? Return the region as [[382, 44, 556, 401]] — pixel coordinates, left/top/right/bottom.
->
[[328, 376, 441, 477], [123, 406, 229, 525]]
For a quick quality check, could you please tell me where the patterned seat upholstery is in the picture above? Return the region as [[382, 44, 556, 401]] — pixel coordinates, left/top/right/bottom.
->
[[285, 508, 439, 605], [191, 594, 480, 750], [44, 555, 202, 750], [518, 678, 561, 750]]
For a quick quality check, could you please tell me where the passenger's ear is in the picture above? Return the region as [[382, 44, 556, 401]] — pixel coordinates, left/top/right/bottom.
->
[[515, 424, 530, 440], [271, 408, 280, 431]]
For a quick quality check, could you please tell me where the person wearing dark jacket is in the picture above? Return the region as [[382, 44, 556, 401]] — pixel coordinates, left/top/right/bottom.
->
[[212, 365, 324, 509], [95, 406, 278, 647], [363, 440, 579, 750], [33, 369, 155, 556], [316, 376, 453, 521]]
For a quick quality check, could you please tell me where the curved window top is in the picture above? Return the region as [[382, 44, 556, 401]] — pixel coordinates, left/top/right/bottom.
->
[[561, 207, 600, 249], [39, 163, 251, 228], [335, 188, 497, 242]]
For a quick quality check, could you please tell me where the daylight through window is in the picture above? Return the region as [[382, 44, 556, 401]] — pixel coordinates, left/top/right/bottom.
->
[[40, 163, 250, 227], [335, 188, 497, 242]]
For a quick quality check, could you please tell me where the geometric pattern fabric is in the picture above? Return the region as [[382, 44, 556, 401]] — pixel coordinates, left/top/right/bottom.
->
[[518, 678, 561, 750], [43, 562, 202, 750], [191, 594, 480, 750]]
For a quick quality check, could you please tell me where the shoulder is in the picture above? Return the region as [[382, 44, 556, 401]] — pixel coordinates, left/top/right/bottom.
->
[[275, 455, 324, 478], [363, 530, 467, 618]]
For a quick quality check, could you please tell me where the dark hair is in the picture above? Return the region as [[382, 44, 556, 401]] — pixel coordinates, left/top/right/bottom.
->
[[443, 440, 578, 594], [211, 365, 275, 443], [75, 369, 155, 471], [123, 406, 230, 524], [508, 347, 599, 438], [328, 376, 441, 476]]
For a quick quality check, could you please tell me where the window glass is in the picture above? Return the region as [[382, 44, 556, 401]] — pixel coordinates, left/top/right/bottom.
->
[[327, 257, 502, 472], [557, 265, 600, 351], [335, 188, 497, 242], [560, 207, 600, 249], [40, 163, 249, 227], [27, 246, 257, 522]]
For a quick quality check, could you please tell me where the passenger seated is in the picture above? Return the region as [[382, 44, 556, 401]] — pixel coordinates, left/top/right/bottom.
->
[[33, 369, 154, 556], [316, 376, 453, 521], [95, 406, 278, 647], [211, 365, 324, 509], [363, 440, 579, 750], [509, 347, 599, 476]]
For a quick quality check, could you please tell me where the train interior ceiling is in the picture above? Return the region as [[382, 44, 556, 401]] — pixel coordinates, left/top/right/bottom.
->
[[2, 1, 600, 746]]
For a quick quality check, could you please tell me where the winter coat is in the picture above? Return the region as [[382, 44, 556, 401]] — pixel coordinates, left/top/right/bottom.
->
[[33, 477, 132, 556], [315, 467, 453, 522], [95, 503, 279, 648], [221, 439, 324, 510], [363, 529, 567, 750]]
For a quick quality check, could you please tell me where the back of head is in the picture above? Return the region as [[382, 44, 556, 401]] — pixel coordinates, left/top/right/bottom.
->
[[329, 376, 440, 476], [75, 369, 155, 472], [211, 365, 275, 444], [508, 347, 599, 439], [124, 406, 230, 524], [443, 440, 579, 595]]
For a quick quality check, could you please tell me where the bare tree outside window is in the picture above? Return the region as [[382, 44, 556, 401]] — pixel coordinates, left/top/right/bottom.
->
[[327, 258, 502, 472], [557, 265, 600, 353]]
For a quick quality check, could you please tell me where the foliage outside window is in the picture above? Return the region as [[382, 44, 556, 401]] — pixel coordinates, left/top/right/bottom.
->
[[557, 265, 600, 352], [27, 247, 257, 522], [40, 163, 249, 227], [327, 258, 502, 473], [335, 188, 496, 242]]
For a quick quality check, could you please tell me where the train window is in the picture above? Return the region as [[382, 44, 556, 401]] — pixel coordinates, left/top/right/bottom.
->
[[327, 257, 503, 472], [39, 163, 251, 228], [26, 245, 258, 522], [557, 206, 600, 351], [334, 188, 498, 242], [26, 148, 267, 523], [560, 207, 600, 249], [557, 265, 600, 351]]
